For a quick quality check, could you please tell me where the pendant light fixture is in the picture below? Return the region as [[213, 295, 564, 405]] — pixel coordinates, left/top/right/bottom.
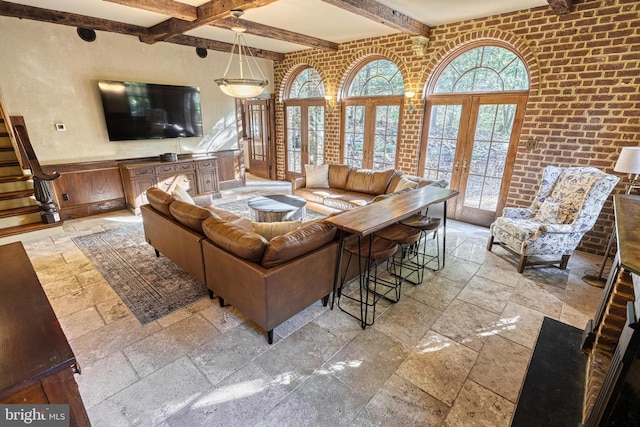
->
[[214, 10, 268, 99]]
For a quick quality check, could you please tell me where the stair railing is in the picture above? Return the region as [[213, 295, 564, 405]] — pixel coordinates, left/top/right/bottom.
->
[[11, 116, 61, 224]]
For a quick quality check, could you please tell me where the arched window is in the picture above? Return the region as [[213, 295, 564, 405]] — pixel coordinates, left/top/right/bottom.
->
[[284, 67, 326, 179], [343, 58, 404, 170], [419, 44, 529, 227]]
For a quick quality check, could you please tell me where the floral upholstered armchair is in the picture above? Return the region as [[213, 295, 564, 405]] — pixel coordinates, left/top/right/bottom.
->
[[487, 166, 619, 273]]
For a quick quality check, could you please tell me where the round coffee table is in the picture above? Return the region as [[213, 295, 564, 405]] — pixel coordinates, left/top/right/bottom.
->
[[247, 194, 307, 222]]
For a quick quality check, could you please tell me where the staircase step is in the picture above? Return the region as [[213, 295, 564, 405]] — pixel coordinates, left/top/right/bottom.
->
[[0, 165, 24, 177], [0, 221, 64, 243], [0, 211, 42, 228], [0, 205, 40, 218], [0, 189, 33, 201], [0, 146, 12, 152], [0, 174, 30, 183], [0, 160, 19, 168]]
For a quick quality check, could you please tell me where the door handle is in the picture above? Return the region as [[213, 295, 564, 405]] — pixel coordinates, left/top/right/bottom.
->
[[463, 160, 468, 172], [455, 161, 460, 172]]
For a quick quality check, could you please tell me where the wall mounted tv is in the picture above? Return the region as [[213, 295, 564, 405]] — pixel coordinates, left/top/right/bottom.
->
[[98, 80, 203, 141]]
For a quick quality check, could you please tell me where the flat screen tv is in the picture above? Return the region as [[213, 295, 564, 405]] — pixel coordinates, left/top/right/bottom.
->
[[98, 80, 203, 141]]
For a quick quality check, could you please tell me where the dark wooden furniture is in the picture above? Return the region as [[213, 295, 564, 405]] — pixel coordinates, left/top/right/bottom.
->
[[44, 150, 246, 220], [120, 155, 221, 214], [0, 242, 90, 427], [325, 186, 459, 313], [247, 194, 306, 222]]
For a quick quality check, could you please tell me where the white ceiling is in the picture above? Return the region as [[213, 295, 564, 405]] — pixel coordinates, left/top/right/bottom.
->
[[7, 0, 549, 53]]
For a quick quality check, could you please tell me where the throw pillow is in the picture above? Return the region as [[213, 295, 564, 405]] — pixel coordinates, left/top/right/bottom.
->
[[394, 176, 418, 192], [533, 199, 567, 224], [172, 185, 195, 204], [251, 220, 302, 241], [304, 164, 329, 188]]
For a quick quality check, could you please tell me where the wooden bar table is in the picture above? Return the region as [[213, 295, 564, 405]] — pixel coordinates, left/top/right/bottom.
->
[[325, 186, 459, 312], [0, 242, 90, 426]]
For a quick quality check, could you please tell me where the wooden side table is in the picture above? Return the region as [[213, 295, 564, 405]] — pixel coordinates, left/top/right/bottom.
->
[[0, 242, 90, 427]]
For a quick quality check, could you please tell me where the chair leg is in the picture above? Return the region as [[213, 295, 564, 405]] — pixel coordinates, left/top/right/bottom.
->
[[518, 255, 527, 273], [218, 297, 225, 307], [487, 235, 494, 252], [267, 330, 273, 344], [560, 254, 570, 270]]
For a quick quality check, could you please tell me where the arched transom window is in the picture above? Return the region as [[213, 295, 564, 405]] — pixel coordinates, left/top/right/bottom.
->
[[343, 58, 404, 170], [284, 67, 326, 179], [434, 45, 529, 93]]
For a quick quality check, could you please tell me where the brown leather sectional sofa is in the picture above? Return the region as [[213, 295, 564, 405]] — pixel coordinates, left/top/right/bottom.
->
[[140, 187, 344, 344], [292, 164, 448, 215]]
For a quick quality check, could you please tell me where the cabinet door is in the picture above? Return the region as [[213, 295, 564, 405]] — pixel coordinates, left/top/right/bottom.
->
[[198, 170, 218, 193], [132, 176, 156, 208], [157, 172, 196, 194]]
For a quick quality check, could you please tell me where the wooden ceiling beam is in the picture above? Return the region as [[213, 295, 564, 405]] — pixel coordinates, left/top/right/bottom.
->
[[171, 35, 284, 61], [0, 1, 281, 60], [547, 0, 572, 15], [103, 0, 197, 21], [321, 0, 429, 36], [213, 17, 339, 51], [0, 0, 146, 36], [140, 0, 278, 44]]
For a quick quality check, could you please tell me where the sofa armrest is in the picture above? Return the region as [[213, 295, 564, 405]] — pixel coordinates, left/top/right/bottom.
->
[[292, 177, 306, 191]]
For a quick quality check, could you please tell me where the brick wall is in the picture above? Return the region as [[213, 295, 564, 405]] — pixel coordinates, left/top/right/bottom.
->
[[273, 0, 640, 254]]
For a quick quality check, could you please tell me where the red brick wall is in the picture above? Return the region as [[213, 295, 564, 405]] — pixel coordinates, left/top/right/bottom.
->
[[273, 0, 640, 254]]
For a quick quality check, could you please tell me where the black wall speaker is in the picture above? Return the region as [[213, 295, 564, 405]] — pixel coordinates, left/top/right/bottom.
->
[[77, 28, 96, 42], [196, 47, 208, 58]]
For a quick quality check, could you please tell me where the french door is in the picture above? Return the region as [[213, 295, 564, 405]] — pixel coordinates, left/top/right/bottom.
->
[[419, 93, 527, 227], [342, 97, 402, 170], [243, 98, 274, 180], [284, 101, 325, 181]]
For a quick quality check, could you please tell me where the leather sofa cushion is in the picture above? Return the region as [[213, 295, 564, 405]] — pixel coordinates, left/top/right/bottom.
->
[[328, 164, 352, 190], [345, 168, 395, 195], [205, 206, 244, 222], [293, 188, 336, 204], [261, 221, 337, 268], [169, 200, 215, 234], [202, 216, 268, 262], [146, 186, 175, 217]]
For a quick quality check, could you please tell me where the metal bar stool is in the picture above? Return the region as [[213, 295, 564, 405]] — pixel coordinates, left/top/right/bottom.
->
[[399, 214, 441, 285], [374, 223, 423, 286], [337, 235, 399, 329]]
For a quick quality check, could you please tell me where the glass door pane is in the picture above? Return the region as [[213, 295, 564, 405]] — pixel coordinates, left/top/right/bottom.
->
[[344, 105, 365, 168], [249, 104, 266, 162], [424, 104, 462, 184], [464, 103, 516, 211], [308, 105, 325, 165], [286, 106, 302, 173], [373, 105, 399, 170]]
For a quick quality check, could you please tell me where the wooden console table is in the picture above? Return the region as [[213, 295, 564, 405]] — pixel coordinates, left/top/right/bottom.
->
[[120, 155, 222, 214], [0, 242, 90, 426], [326, 186, 459, 312]]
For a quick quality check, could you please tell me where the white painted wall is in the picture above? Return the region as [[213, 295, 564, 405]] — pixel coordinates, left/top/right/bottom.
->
[[0, 16, 274, 165]]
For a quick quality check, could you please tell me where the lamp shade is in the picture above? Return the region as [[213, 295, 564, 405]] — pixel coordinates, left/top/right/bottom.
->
[[215, 78, 267, 99], [614, 146, 640, 174]]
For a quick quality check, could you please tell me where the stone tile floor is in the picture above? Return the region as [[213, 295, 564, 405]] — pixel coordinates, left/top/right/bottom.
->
[[22, 176, 605, 426]]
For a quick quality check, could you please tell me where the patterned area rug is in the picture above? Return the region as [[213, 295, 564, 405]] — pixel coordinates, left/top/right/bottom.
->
[[73, 223, 208, 324]]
